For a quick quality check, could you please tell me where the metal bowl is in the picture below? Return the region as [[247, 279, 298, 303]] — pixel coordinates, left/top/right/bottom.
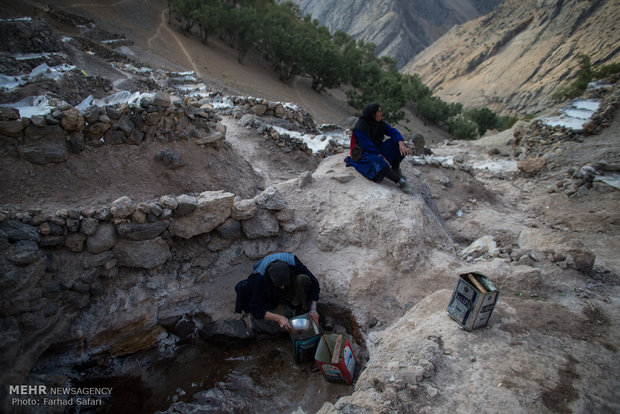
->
[[291, 317, 311, 332], [290, 317, 314, 339]]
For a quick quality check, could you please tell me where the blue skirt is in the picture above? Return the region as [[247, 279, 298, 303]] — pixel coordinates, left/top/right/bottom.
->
[[345, 139, 400, 181]]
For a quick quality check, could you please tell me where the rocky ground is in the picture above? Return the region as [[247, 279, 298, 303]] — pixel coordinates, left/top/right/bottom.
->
[[1, 1, 619, 414]]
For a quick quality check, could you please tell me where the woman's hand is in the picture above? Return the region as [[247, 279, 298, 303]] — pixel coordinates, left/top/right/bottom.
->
[[278, 316, 293, 333], [265, 311, 294, 333], [399, 141, 412, 156], [309, 309, 320, 328]]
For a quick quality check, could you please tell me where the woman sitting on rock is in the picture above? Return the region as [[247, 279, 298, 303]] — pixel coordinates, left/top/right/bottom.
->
[[345, 102, 413, 194]]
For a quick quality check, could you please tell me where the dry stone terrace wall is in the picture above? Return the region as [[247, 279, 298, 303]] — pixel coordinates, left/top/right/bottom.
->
[[0, 92, 226, 163], [218, 95, 345, 157], [0, 91, 346, 162], [0, 185, 309, 385]]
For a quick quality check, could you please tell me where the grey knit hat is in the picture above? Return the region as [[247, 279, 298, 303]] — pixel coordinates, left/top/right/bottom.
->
[[267, 261, 291, 287]]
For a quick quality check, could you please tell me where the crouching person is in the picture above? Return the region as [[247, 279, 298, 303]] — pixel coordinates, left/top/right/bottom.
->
[[234, 252, 320, 334]]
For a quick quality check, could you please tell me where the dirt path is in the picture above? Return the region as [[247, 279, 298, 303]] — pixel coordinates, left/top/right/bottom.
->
[[221, 115, 318, 186], [149, 7, 200, 75], [51, 0, 355, 124]]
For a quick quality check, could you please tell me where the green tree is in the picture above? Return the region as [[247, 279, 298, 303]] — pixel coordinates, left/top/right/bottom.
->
[[402, 73, 431, 104], [194, 1, 221, 44], [447, 116, 478, 140], [260, 2, 304, 82], [552, 54, 593, 101], [171, 0, 203, 32], [465, 107, 499, 136], [170, 0, 480, 134], [553, 55, 620, 101], [594, 62, 620, 79], [497, 115, 519, 131], [229, 5, 261, 63], [417, 96, 462, 124], [296, 18, 343, 91]]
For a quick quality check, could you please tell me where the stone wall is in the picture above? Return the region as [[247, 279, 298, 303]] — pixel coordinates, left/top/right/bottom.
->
[[215, 95, 345, 157], [0, 91, 346, 163], [0, 92, 226, 164], [0, 184, 308, 388]]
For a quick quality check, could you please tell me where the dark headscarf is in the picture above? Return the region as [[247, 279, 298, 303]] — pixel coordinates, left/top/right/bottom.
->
[[266, 260, 291, 288], [354, 102, 386, 147]]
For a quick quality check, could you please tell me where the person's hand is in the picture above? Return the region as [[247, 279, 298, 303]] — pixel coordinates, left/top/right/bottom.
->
[[279, 316, 293, 333], [309, 309, 320, 328], [399, 141, 411, 157]]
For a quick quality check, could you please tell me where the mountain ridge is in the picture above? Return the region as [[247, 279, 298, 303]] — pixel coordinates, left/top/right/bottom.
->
[[289, 0, 505, 68], [403, 0, 620, 115]]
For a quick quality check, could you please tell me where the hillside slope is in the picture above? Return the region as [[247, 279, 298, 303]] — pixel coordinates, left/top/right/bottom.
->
[[290, 0, 504, 68], [403, 0, 620, 115]]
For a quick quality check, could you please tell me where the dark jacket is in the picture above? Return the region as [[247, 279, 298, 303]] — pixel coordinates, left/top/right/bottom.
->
[[234, 253, 320, 319]]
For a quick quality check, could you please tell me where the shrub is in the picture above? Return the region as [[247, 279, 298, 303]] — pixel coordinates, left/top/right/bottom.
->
[[447, 116, 478, 140], [497, 115, 519, 131], [553, 55, 620, 101], [464, 107, 498, 136]]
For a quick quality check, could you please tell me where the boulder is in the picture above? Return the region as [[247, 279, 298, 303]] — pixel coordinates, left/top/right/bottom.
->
[[160, 195, 178, 210], [80, 217, 98, 235], [169, 191, 235, 239], [0, 258, 46, 294], [254, 186, 286, 210], [274, 104, 285, 118], [0, 220, 40, 242], [239, 114, 254, 127], [86, 223, 118, 254], [251, 104, 267, 116], [195, 130, 224, 146], [198, 319, 255, 347], [231, 199, 257, 220], [60, 108, 85, 132], [298, 171, 313, 188], [0, 120, 24, 137], [87, 307, 159, 355], [82, 251, 116, 269], [174, 194, 197, 217], [110, 196, 137, 219], [460, 235, 500, 258], [104, 128, 125, 145], [216, 218, 242, 240], [6, 240, 42, 265], [154, 150, 185, 169], [116, 220, 169, 241], [517, 157, 546, 174], [153, 91, 171, 107], [21, 125, 68, 164], [113, 237, 171, 269], [241, 209, 279, 239], [116, 115, 135, 136]]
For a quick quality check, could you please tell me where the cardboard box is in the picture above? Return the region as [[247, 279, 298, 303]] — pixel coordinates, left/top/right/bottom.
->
[[315, 333, 356, 384], [447, 272, 499, 331]]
